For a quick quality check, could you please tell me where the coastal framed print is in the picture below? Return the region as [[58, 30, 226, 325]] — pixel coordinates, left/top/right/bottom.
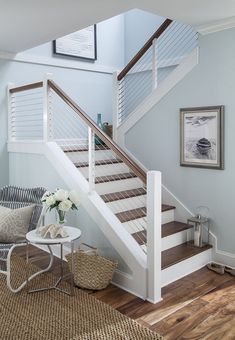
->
[[180, 106, 224, 169], [53, 25, 97, 61]]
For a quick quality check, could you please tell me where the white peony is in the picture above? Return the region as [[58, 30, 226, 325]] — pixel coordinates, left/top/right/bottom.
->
[[45, 195, 56, 207], [69, 190, 80, 205], [54, 189, 69, 202], [58, 199, 72, 212]]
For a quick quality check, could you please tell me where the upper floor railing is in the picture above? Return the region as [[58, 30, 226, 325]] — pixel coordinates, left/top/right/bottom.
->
[[114, 18, 198, 127]]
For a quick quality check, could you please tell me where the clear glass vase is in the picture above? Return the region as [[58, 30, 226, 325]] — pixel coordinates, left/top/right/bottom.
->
[[56, 209, 66, 226]]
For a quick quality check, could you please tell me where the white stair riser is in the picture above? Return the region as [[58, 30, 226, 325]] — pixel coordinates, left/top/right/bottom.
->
[[162, 229, 193, 251], [107, 195, 146, 214], [96, 177, 143, 195], [162, 209, 175, 224], [79, 162, 129, 178], [67, 149, 114, 163]]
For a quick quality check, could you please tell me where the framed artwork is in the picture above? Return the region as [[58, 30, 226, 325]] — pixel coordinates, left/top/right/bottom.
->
[[53, 25, 97, 60], [180, 106, 224, 169]]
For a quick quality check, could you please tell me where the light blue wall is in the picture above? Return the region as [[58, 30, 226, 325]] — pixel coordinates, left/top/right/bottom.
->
[[126, 28, 235, 253], [9, 152, 130, 273], [124, 9, 164, 64], [0, 59, 114, 184], [0, 14, 125, 186], [25, 14, 125, 69]]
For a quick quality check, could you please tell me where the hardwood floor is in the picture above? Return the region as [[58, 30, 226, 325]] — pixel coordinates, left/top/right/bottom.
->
[[14, 246, 235, 339]]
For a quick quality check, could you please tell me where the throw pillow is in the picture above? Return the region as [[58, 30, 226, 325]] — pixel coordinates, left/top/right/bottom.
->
[[0, 205, 35, 243]]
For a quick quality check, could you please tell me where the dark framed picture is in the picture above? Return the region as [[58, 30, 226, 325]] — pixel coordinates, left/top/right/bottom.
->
[[53, 25, 97, 61], [180, 106, 224, 169]]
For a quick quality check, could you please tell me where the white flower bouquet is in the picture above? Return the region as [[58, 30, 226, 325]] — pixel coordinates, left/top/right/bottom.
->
[[41, 189, 79, 225]]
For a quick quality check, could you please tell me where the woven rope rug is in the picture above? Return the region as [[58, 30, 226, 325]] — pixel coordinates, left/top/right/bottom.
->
[[0, 255, 163, 340]]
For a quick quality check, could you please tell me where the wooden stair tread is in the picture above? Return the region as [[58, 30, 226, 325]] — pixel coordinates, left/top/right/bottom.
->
[[116, 207, 146, 223], [161, 242, 212, 270], [74, 158, 123, 168], [162, 204, 176, 212], [95, 172, 137, 184], [101, 188, 146, 203], [63, 145, 109, 152], [162, 221, 192, 238], [132, 221, 192, 245], [115, 204, 175, 223]]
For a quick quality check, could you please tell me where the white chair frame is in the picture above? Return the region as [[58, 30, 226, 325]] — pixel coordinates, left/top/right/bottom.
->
[[0, 186, 53, 293]]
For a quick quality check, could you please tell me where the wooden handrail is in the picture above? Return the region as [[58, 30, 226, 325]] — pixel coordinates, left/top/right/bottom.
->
[[48, 80, 147, 184], [117, 19, 173, 81], [9, 81, 43, 94]]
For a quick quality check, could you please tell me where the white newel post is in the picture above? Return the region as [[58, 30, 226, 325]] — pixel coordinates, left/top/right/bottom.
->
[[152, 38, 158, 90], [112, 71, 119, 143], [43, 73, 53, 142], [88, 127, 95, 193], [7, 83, 15, 142], [147, 171, 162, 303]]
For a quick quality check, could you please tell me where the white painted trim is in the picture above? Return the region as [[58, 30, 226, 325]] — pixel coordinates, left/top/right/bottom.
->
[[116, 48, 199, 146], [147, 171, 162, 303], [209, 231, 235, 268], [0, 50, 116, 75], [112, 269, 147, 300], [197, 16, 235, 35]]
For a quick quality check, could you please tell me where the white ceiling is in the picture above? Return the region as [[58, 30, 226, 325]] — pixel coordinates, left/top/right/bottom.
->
[[1, 0, 235, 53]]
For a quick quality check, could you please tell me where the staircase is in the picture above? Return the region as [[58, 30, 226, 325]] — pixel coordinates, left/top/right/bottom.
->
[[63, 142, 212, 276], [7, 18, 213, 303]]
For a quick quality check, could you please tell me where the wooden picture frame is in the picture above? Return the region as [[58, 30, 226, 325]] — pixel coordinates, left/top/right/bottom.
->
[[180, 106, 224, 169], [53, 25, 97, 61]]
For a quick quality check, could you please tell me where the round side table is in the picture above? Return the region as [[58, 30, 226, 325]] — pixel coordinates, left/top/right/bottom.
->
[[26, 226, 81, 295]]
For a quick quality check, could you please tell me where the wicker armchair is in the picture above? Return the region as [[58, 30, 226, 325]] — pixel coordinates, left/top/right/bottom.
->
[[0, 185, 53, 293]]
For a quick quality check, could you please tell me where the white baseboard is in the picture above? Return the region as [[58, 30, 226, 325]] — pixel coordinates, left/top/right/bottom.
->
[[209, 231, 235, 268], [112, 269, 146, 300]]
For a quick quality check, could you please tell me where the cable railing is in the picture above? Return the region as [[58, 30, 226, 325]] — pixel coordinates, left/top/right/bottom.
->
[[116, 19, 198, 125], [48, 80, 148, 250], [8, 82, 44, 140]]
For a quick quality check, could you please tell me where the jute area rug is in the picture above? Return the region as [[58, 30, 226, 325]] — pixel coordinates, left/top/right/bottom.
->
[[0, 255, 163, 340]]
